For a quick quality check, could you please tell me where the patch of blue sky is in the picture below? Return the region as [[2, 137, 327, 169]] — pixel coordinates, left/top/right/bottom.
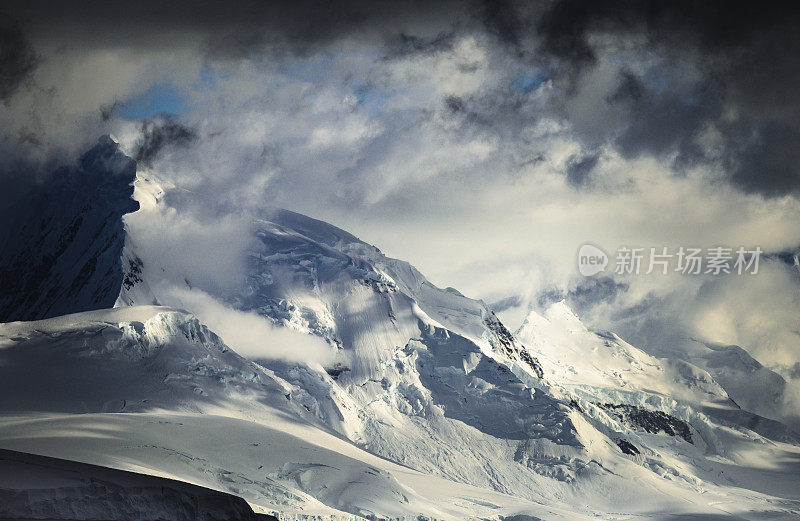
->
[[118, 66, 228, 120], [511, 71, 549, 93], [284, 54, 337, 82], [353, 84, 391, 114], [197, 66, 225, 89], [119, 83, 187, 120]]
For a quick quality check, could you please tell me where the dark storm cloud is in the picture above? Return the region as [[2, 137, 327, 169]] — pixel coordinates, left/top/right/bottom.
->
[[0, 12, 46, 209], [565, 152, 599, 187], [5, 0, 800, 198], [489, 295, 522, 314], [728, 123, 800, 197], [561, 277, 628, 315], [531, 0, 800, 196], [0, 16, 37, 101], [134, 116, 197, 167], [444, 95, 466, 113], [535, 0, 798, 68], [6, 1, 466, 57], [479, 0, 526, 48], [608, 73, 717, 167], [382, 31, 455, 60]]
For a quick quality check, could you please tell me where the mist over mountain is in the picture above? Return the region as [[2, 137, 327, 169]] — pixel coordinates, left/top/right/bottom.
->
[[0, 139, 798, 520]]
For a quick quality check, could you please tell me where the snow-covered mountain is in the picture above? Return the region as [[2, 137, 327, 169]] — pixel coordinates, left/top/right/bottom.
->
[[1, 137, 799, 520], [0, 306, 552, 520], [666, 337, 795, 429]]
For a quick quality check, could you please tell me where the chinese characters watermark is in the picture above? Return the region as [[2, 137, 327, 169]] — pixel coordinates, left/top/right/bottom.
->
[[578, 245, 762, 277]]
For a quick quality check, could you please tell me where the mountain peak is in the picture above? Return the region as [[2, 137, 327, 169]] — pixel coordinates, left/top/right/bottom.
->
[[0, 137, 138, 322]]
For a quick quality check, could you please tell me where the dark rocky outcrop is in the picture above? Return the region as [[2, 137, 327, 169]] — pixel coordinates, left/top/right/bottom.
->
[[598, 403, 693, 443], [0, 136, 138, 322], [0, 448, 278, 521]]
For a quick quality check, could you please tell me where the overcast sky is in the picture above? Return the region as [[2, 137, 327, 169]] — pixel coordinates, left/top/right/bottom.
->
[[3, 1, 800, 415]]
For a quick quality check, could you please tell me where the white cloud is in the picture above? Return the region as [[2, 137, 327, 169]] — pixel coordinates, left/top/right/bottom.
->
[[161, 286, 336, 365]]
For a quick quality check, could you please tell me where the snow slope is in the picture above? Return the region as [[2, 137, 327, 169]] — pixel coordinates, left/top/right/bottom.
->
[[0, 307, 592, 520], [516, 303, 799, 442], [2, 306, 799, 520], [680, 338, 795, 429]]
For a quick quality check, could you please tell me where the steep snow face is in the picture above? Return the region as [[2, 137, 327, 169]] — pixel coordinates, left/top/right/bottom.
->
[[514, 303, 800, 500], [0, 136, 138, 322], [516, 303, 800, 444], [676, 338, 795, 428], [516, 302, 731, 406]]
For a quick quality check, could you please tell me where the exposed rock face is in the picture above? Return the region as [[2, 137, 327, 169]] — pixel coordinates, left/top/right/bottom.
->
[[0, 136, 138, 322], [616, 439, 640, 455], [485, 310, 544, 378], [597, 403, 693, 443]]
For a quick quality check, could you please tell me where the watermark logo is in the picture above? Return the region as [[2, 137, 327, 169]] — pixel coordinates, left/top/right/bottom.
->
[[577, 245, 762, 276], [578, 244, 609, 276]]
